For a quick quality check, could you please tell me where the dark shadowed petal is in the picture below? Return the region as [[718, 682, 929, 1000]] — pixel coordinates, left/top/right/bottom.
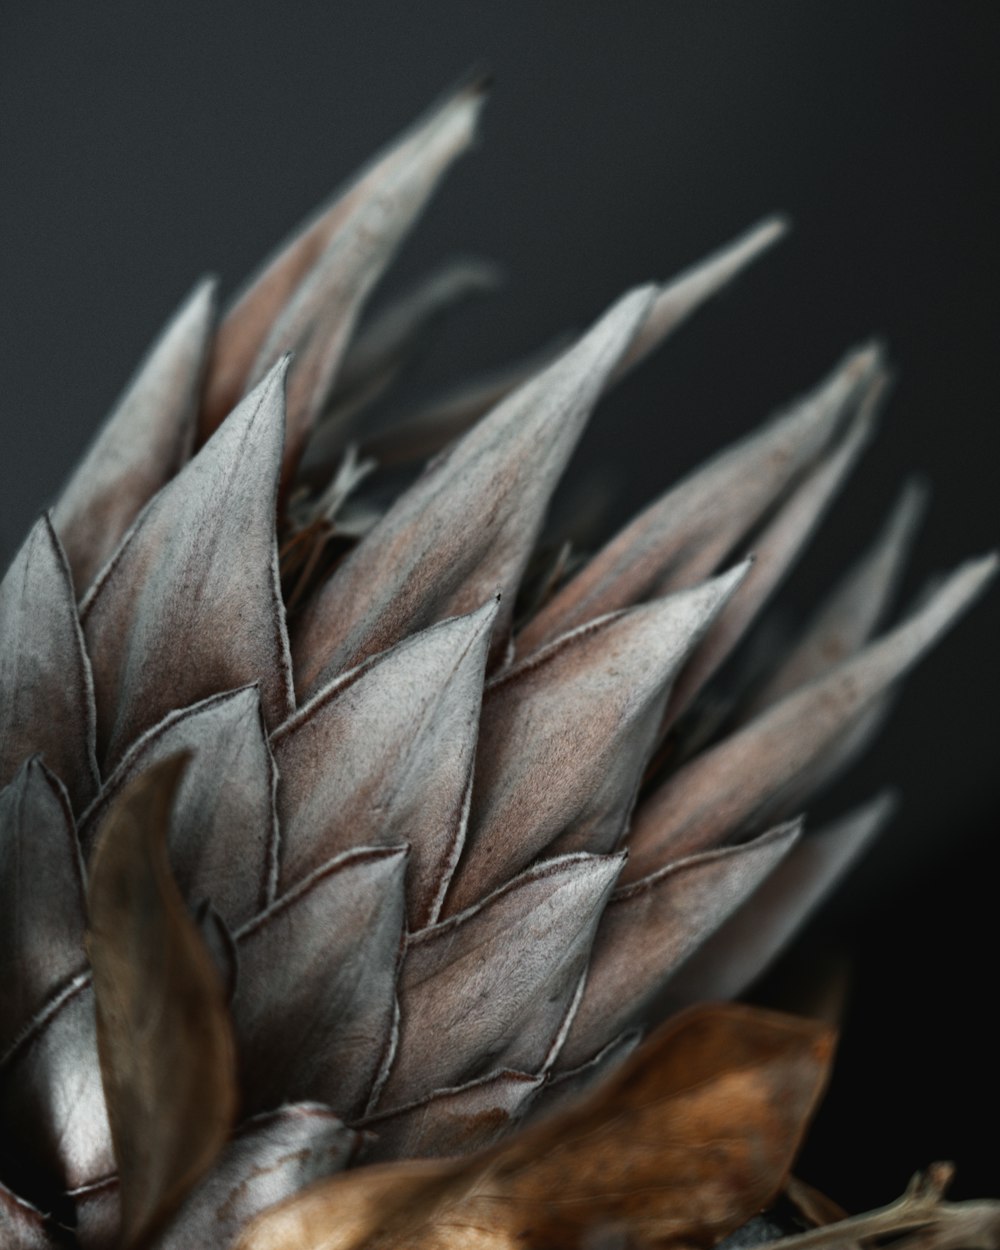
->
[[625, 554, 997, 875], [53, 280, 216, 593], [0, 516, 98, 810], [72, 1176, 120, 1250], [202, 78, 488, 441], [82, 362, 293, 772], [291, 286, 655, 692], [518, 345, 882, 653], [156, 1105, 358, 1250], [234, 847, 406, 1121], [360, 1070, 542, 1162], [613, 216, 788, 380], [446, 566, 748, 913], [273, 602, 495, 927], [663, 394, 879, 728], [0, 978, 113, 1193], [744, 481, 928, 716], [379, 853, 624, 1110], [87, 756, 238, 1248], [0, 759, 86, 1055], [194, 901, 239, 1002], [0, 1183, 59, 1249], [663, 794, 895, 1009], [559, 823, 800, 1068], [80, 687, 276, 927]]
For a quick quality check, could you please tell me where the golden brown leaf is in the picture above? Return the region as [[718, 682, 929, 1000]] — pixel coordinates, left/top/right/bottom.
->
[[86, 754, 238, 1248], [236, 1003, 834, 1250]]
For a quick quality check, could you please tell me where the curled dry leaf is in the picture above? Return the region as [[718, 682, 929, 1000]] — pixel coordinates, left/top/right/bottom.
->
[[86, 754, 238, 1248], [236, 1003, 834, 1250]]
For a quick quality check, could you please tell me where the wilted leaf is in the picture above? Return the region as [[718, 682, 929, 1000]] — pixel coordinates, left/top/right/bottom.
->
[[86, 755, 238, 1247], [237, 1003, 834, 1250]]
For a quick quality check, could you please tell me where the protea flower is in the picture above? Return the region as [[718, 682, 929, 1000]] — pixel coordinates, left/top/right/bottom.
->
[[0, 79, 994, 1250]]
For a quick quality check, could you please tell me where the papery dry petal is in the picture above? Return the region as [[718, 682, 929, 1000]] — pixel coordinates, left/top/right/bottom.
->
[[291, 286, 656, 692], [664, 394, 879, 727], [244, 86, 485, 489], [0, 759, 86, 1055], [447, 566, 748, 912], [626, 554, 997, 875], [81, 687, 277, 927], [519, 345, 882, 653], [72, 1177, 120, 1250], [613, 216, 788, 380], [194, 900, 239, 1002], [360, 1070, 543, 1162], [664, 794, 894, 1009], [53, 280, 216, 592], [87, 756, 238, 1247], [155, 1105, 358, 1250], [745, 480, 927, 716], [202, 78, 487, 440], [82, 362, 293, 771], [379, 853, 624, 1109], [236, 1004, 834, 1250], [560, 822, 800, 1067], [0, 979, 113, 1194], [233, 847, 406, 1121], [0, 515, 98, 810], [532, 1031, 641, 1120]]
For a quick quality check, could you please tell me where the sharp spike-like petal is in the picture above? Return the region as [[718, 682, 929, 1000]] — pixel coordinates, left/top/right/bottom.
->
[[446, 566, 749, 913], [86, 756, 238, 1247], [745, 479, 928, 716], [626, 554, 997, 874], [242, 89, 485, 491], [292, 286, 657, 694], [663, 391, 879, 727], [379, 852, 624, 1110], [81, 688, 277, 928], [559, 822, 800, 1068], [233, 847, 407, 1121], [360, 1070, 542, 1162], [273, 602, 496, 927], [82, 362, 294, 772], [0, 760, 86, 1056], [518, 345, 883, 653], [53, 280, 217, 592], [0, 516, 98, 810], [664, 794, 895, 1009], [613, 216, 789, 381], [0, 1182, 59, 1249], [202, 78, 489, 440], [157, 1105, 358, 1250], [0, 978, 113, 1195]]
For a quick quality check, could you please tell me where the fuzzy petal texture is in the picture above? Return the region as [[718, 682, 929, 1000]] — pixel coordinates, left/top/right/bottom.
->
[[380, 852, 624, 1109], [233, 847, 407, 1121], [273, 602, 495, 927], [291, 286, 656, 691], [447, 566, 748, 912], [82, 362, 294, 771], [0, 760, 86, 1055], [560, 822, 800, 1067], [0, 516, 98, 810], [53, 280, 216, 592], [81, 687, 276, 928]]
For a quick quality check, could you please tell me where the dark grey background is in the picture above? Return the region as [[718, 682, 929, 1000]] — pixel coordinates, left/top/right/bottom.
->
[[2, 1, 997, 1205]]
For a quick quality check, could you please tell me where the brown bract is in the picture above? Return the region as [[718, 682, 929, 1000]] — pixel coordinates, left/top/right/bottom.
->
[[86, 756, 238, 1248], [236, 1003, 834, 1250]]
